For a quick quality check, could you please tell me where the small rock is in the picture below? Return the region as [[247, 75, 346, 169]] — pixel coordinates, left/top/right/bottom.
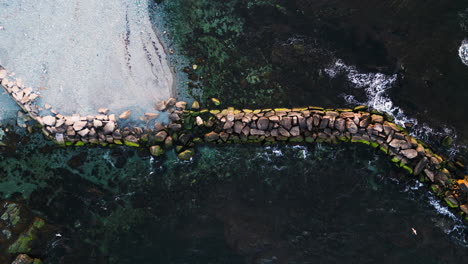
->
[[178, 149, 195, 160], [150, 145, 164, 157], [290, 126, 300, 136], [78, 128, 90, 137], [144, 112, 159, 121], [169, 113, 180, 121], [119, 110, 132, 120], [93, 120, 103, 128], [401, 149, 418, 159], [154, 122, 165, 131], [11, 254, 34, 264], [98, 108, 109, 114], [42, 115, 56, 126], [278, 127, 290, 137], [166, 98, 177, 106], [196, 116, 204, 126], [102, 121, 115, 134], [211, 98, 221, 106], [44, 103, 51, 110], [346, 119, 358, 134], [0, 69, 6, 79], [154, 100, 167, 111], [371, 114, 384, 123], [234, 121, 244, 134], [155, 131, 168, 142], [205, 132, 219, 142], [175, 101, 187, 109], [191, 101, 200, 110], [257, 117, 269, 130]]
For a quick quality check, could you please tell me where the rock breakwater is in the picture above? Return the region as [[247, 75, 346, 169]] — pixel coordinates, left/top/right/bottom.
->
[[1, 66, 467, 223]]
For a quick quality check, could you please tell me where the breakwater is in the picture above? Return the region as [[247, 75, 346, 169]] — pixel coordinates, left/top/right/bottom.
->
[[1, 66, 467, 223]]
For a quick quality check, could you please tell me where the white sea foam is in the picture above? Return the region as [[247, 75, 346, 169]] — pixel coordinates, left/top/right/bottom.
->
[[0, 0, 174, 118], [459, 39, 468, 66], [325, 59, 464, 157]]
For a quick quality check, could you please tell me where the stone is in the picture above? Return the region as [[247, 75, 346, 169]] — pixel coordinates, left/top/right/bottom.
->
[[371, 114, 384, 123], [0, 69, 6, 79], [205, 132, 219, 142], [144, 113, 159, 120], [290, 126, 300, 137], [102, 121, 115, 134], [71, 121, 86, 131], [44, 103, 51, 110], [78, 128, 90, 137], [169, 113, 180, 121], [154, 122, 165, 131], [319, 116, 329, 129], [223, 120, 234, 129], [93, 120, 103, 128], [11, 254, 34, 264], [346, 119, 358, 134], [234, 121, 244, 134], [269, 115, 280, 122], [401, 149, 418, 159], [414, 157, 428, 175], [150, 145, 164, 157], [155, 131, 168, 142], [211, 98, 221, 105], [98, 108, 109, 114], [168, 123, 182, 131], [175, 101, 187, 109], [166, 97, 177, 106], [42, 115, 56, 126], [424, 169, 435, 182], [178, 149, 195, 160], [241, 126, 250, 136], [191, 101, 200, 110], [257, 117, 269, 130], [389, 139, 404, 149], [119, 110, 132, 120], [280, 117, 292, 130], [334, 118, 345, 132], [250, 129, 265, 136], [279, 127, 290, 137], [154, 100, 167, 111], [124, 135, 140, 147], [313, 115, 321, 127], [306, 117, 313, 131], [196, 116, 204, 126]]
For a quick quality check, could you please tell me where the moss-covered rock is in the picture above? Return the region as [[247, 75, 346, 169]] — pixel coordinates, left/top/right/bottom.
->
[[178, 149, 195, 160]]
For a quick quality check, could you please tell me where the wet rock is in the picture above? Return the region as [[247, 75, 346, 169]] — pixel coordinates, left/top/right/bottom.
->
[[175, 101, 187, 109], [154, 131, 168, 142], [178, 149, 195, 160], [154, 100, 167, 111], [257, 117, 269, 130], [290, 126, 300, 136], [205, 132, 219, 142], [371, 114, 384, 123], [11, 254, 35, 264], [346, 119, 358, 134], [414, 157, 428, 175], [144, 113, 159, 121], [166, 97, 177, 107], [150, 145, 164, 157], [196, 116, 204, 126], [169, 113, 180, 121], [168, 123, 182, 131], [401, 149, 418, 159], [118, 110, 132, 120], [154, 122, 165, 131], [278, 127, 290, 137], [334, 118, 345, 132], [73, 121, 87, 131], [102, 121, 115, 135], [191, 101, 200, 110], [280, 117, 292, 130]]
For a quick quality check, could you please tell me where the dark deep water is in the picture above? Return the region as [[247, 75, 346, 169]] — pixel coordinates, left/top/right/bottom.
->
[[1, 0, 468, 263]]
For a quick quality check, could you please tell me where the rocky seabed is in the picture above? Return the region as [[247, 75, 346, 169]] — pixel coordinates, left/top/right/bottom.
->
[[1, 66, 468, 226]]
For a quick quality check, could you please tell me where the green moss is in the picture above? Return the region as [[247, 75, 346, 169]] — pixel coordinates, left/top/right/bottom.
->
[[401, 165, 414, 175], [74, 141, 85, 146], [351, 139, 370, 145], [65, 141, 73, 146], [123, 140, 139, 147], [8, 218, 45, 254], [444, 197, 459, 208], [114, 140, 123, 145], [289, 136, 304, 143], [370, 142, 379, 148], [353, 105, 368, 112], [211, 98, 221, 105], [178, 149, 195, 160]]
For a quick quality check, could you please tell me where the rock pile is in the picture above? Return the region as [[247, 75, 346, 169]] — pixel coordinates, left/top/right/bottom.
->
[[1, 65, 468, 222]]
